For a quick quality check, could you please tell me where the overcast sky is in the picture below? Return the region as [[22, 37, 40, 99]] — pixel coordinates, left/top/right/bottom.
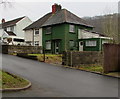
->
[[0, 0, 119, 23]]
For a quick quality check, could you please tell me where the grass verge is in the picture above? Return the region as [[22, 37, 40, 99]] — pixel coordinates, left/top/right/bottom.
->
[[29, 54, 62, 65], [64, 65, 104, 73], [0, 70, 29, 89]]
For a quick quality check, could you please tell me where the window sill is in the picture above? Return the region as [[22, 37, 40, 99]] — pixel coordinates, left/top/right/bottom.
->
[[45, 33, 51, 35], [69, 32, 75, 33]]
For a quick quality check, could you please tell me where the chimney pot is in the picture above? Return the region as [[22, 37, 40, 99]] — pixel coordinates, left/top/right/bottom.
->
[[2, 18, 5, 24], [52, 3, 62, 14]]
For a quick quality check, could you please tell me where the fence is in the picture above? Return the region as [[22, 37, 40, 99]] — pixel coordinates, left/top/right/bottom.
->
[[62, 51, 103, 67], [2, 45, 42, 54], [103, 43, 120, 73]]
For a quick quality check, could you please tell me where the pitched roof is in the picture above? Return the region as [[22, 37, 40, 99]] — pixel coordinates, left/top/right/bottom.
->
[[24, 13, 52, 30], [42, 9, 93, 27], [24, 9, 93, 30], [2, 16, 25, 28], [5, 30, 16, 36]]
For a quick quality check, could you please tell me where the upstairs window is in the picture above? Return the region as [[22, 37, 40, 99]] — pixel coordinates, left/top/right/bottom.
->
[[86, 40, 97, 46], [10, 26, 14, 32], [46, 27, 51, 34], [35, 29, 39, 35], [7, 26, 14, 32], [69, 25, 75, 33]]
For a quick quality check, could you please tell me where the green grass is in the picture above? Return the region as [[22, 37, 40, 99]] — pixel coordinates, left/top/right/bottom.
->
[[28, 54, 62, 57], [78, 65, 103, 73], [106, 72, 120, 77], [65, 65, 104, 73], [0, 70, 29, 89]]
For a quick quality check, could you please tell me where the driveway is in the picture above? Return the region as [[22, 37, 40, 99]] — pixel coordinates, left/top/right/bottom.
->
[[1, 54, 118, 97]]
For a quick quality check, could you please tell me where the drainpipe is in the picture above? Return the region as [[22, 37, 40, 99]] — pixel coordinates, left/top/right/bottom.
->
[[32, 28, 34, 46]]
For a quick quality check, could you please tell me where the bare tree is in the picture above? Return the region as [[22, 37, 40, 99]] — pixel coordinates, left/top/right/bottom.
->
[[102, 14, 118, 44]]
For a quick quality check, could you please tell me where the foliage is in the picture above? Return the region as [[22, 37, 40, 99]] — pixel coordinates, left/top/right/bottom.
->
[[84, 13, 119, 44]]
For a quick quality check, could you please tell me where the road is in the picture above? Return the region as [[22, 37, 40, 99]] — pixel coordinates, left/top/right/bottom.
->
[[1, 54, 118, 97]]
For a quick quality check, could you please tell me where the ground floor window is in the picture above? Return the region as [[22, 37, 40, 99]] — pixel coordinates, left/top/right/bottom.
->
[[102, 40, 108, 44], [86, 40, 96, 46], [46, 40, 51, 50], [69, 40, 75, 48], [34, 41, 39, 46]]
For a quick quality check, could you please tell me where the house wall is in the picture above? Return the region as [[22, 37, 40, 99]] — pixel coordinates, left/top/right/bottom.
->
[[24, 29, 33, 43], [43, 23, 66, 53], [34, 28, 42, 46], [79, 38, 111, 51], [0, 28, 3, 37], [24, 28, 42, 46], [43, 23, 93, 54], [79, 38, 101, 51], [16, 16, 32, 38]]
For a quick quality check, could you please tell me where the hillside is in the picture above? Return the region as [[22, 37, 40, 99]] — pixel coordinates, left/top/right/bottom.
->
[[84, 13, 119, 43]]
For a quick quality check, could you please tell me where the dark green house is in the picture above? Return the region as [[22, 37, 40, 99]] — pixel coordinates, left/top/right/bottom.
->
[[24, 4, 111, 54], [42, 4, 95, 54]]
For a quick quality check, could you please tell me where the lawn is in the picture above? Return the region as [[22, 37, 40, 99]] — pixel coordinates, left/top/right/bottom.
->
[[0, 70, 29, 89]]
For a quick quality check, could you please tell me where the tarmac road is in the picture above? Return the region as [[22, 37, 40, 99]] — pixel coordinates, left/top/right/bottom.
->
[[1, 54, 118, 97]]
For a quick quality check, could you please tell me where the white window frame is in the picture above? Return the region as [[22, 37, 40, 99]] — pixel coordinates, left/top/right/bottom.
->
[[86, 40, 97, 47], [34, 29, 39, 35], [46, 41, 51, 50], [69, 25, 75, 33], [34, 41, 39, 46]]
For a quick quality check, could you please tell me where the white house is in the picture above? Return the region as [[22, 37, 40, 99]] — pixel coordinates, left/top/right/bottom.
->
[[0, 16, 32, 45], [23, 13, 51, 46]]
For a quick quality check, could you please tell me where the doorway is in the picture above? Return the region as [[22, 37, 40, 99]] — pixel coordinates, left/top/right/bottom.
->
[[79, 41, 83, 51]]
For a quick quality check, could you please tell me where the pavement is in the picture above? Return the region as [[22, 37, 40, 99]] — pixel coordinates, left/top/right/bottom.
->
[[1, 54, 119, 97]]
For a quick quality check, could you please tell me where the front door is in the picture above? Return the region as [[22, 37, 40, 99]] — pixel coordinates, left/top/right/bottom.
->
[[55, 41, 60, 54], [79, 41, 83, 51]]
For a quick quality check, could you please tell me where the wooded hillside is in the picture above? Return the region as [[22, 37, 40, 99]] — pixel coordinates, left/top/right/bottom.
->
[[84, 13, 119, 44]]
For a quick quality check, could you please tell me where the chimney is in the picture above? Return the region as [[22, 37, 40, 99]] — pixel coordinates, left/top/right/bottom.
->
[[2, 18, 5, 24], [52, 3, 62, 14]]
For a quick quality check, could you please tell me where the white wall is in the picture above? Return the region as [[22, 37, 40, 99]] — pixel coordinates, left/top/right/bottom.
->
[[24, 28, 42, 46], [78, 29, 100, 39], [34, 28, 42, 46], [25, 29, 33, 42], [16, 16, 32, 38], [0, 28, 3, 37]]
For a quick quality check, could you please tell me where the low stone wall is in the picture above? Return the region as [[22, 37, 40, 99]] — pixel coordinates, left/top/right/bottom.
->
[[62, 51, 103, 67], [2, 45, 42, 54]]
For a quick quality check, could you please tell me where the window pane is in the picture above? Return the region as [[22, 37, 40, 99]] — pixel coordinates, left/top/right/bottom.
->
[[46, 41, 51, 50], [69, 25, 75, 32], [46, 27, 51, 34], [35, 29, 39, 35], [86, 40, 96, 46], [34, 41, 39, 46], [69, 40, 74, 47]]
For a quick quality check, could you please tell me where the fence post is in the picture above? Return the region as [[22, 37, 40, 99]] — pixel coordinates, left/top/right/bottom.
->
[[43, 46, 45, 62], [70, 51, 73, 67]]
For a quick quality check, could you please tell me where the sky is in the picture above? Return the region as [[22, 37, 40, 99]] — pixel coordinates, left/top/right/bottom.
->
[[0, 0, 119, 23]]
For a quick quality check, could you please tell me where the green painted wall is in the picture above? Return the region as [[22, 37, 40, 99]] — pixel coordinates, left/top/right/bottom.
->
[[43, 23, 93, 54], [79, 38, 110, 51]]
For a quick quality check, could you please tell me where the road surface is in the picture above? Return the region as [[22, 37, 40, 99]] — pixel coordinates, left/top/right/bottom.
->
[[1, 54, 118, 97]]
